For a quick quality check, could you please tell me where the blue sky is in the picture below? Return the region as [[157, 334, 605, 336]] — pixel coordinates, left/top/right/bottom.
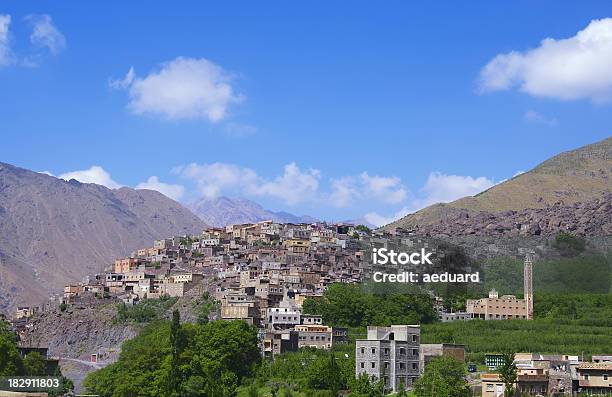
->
[[1, 1, 611, 225]]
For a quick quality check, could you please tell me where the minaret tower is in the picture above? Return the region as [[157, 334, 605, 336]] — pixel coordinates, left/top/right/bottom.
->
[[524, 253, 533, 320]]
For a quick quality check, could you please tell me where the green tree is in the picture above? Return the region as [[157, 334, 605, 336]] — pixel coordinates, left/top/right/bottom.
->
[[396, 378, 408, 397], [498, 353, 517, 397], [23, 352, 47, 376], [349, 373, 384, 397], [553, 232, 586, 257], [303, 283, 436, 328], [247, 383, 259, 397], [304, 352, 344, 394], [0, 321, 23, 376], [355, 225, 371, 234], [84, 321, 172, 397], [196, 292, 216, 325], [413, 356, 470, 397], [169, 309, 182, 396]]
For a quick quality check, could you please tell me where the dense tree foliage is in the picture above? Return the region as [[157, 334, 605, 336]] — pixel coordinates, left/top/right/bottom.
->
[[413, 356, 470, 397], [302, 283, 437, 327], [498, 353, 517, 397], [347, 373, 384, 397], [23, 352, 47, 376], [0, 321, 23, 376], [482, 254, 610, 295], [254, 347, 354, 395], [85, 317, 260, 397], [553, 232, 586, 257], [355, 225, 371, 234]]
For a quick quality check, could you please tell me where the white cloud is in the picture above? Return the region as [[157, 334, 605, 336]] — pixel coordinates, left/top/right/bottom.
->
[[27, 14, 65, 55], [109, 66, 135, 89], [524, 110, 558, 126], [58, 166, 122, 189], [328, 177, 360, 208], [249, 163, 320, 205], [417, 172, 494, 207], [363, 172, 495, 227], [479, 18, 612, 102], [0, 14, 14, 67], [364, 207, 412, 228], [177, 162, 321, 206], [328, 172, 407, 208], [175, 162, 259, 199], [135, 176, 185, 201], [112, 57, 243, 122], [360, 173, 407, 204]]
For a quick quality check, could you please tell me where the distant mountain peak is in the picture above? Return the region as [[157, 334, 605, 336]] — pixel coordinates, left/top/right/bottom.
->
[[0, 161, 207, 313], [187, 196, 318, 226]]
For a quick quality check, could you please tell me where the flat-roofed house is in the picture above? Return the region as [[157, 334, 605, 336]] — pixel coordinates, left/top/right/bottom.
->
[[355, 325, 421, 393], [295, 324, 332, 350], [577, 362, 612, 394]]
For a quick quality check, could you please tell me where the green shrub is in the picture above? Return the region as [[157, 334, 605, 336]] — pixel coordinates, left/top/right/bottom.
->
[[553, 232, 586, 257]]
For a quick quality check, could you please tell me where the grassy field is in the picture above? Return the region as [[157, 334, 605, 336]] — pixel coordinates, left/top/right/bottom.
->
[[421, 318, 612, 363]]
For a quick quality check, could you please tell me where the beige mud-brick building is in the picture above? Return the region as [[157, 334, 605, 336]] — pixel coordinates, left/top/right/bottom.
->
[[466, 289, 528, 320], [577, 362, 612, 394], [295, 324, 332, 349]]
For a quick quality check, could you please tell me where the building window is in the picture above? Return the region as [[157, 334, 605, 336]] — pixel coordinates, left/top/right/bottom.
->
[[360, 362, 364, 369], [360, 347, 365, 354], [486, 384, 493, 392], [584, 374, 589, 380], [371, 362, 376, 369], [371, 347, 376, 354], [384, 362, 389, 369], [384, 348, 390, 355], [412, 363, 418, 370], [604, 374, 608, 381]]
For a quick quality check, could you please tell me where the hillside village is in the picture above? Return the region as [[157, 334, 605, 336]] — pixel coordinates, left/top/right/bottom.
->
[[4, 219, 611, 396]]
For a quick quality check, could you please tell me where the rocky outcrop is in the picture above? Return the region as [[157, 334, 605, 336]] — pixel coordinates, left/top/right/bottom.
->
[[399, 194, 611, 238]]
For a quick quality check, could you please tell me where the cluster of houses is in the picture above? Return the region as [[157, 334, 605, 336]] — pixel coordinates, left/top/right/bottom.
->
[[7, 220, 610, 396], [61, 220, 371, 307], [356, 325, 612, 395], [481, 353, 612, 396], [58, 221, 376, 357]]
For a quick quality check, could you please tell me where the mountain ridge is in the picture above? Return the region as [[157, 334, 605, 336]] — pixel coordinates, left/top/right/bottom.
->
[[385, 136, 612, 231], [188, 196, 318, 226], [0, 162, 207, 313]]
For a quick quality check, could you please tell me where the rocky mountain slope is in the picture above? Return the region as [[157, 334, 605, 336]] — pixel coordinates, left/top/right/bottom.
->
[[386, 136, 612, 232], [188, 196, 317, 226], [0, 162, 207, 313], [403, 193, 611, 238]]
